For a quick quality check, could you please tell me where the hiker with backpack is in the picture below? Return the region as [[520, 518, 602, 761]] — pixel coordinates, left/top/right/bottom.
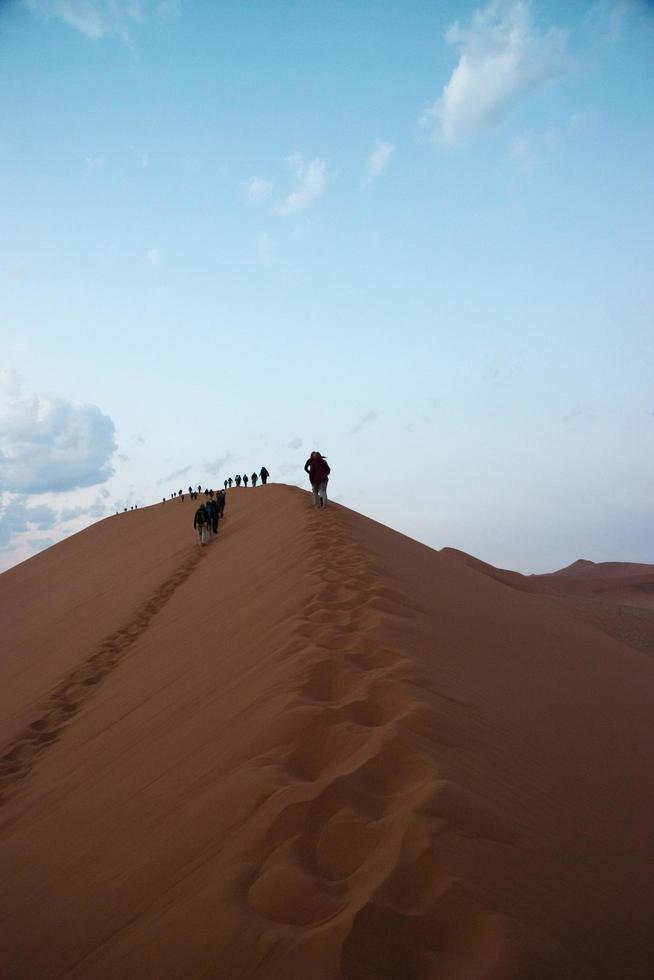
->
[[235, 475, 242, 487], [194, 502, 210, 545], [218, 490, 226, 519], [251, 472, 258, 487], [243, 474, 249, 487], [304, 452, 330, 508], [260, 466, 269, 485]]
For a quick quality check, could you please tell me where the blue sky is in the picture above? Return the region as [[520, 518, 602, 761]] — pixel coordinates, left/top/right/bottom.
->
[[1, 0, 653, 572]]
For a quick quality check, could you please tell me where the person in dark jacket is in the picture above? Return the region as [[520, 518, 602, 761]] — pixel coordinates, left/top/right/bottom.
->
[[194, 503, 209, 545], [304, 452, 331, 508], [235, 475, 242, 487], [224, 480, 228, 490], [243, 473, 249, 487], [260, 466, 269, 485], [218, 489, 226, 519], [228, 477, 233, 488], [251, 472, 258, 487]]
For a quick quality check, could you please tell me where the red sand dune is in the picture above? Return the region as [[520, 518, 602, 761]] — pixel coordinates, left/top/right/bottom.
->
[[1, 485, 653, 979], [532, 559, 654, 608]]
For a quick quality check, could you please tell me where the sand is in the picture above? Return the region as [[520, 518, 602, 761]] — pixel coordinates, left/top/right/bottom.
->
[[1, 485, 653, 979]]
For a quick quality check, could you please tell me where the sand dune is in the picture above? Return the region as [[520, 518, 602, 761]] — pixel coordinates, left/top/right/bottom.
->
[[1, 486, 653, 979]]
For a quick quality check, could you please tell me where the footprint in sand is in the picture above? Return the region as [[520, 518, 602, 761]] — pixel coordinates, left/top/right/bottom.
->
[[247, 839, 346, 926]]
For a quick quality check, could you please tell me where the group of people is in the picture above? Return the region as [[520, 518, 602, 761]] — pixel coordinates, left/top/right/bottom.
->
[[224, 466, 269, 489], [159, 453, 330, 547], [193, 489, 227, 545]]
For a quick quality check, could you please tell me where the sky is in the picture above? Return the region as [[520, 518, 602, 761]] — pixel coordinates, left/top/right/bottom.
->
[[1, 0, 653, 574]]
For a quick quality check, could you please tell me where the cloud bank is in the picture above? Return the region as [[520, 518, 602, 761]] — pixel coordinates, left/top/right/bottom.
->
[[0, 374, 117, 494], [425, 0, 569, 146]]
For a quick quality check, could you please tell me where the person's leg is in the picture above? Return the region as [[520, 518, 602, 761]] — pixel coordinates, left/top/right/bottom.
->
[[197, 526, 203, 545], [318, 480, 328, 507], [312, 483, 320, 507]]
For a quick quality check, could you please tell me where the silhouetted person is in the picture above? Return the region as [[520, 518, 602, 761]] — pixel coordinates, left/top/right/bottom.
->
[[304, 451, 330, 508], [224, 479, 228, 490], [260, 466, 269, 485], [243, 474, 249, 487], [194, 502, 209, 545], [235, 475, 242, 487], [251, 472, 258, 487], [205, 499, 218, 535], [218, 489, 226, 518], [228, 477, 233, 488], [179, 489, 184, 501]]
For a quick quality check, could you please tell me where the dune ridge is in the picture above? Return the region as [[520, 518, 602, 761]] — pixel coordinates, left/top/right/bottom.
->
[[1, 485, 653, 979]]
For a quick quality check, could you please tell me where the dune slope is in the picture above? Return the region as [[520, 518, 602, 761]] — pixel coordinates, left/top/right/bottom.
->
[[1, 486, 653, 979]]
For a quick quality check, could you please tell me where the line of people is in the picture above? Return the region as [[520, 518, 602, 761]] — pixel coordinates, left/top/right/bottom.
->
[[158, 453, 330, 547], [193, 490, 226, 546], [223, 466, 269, 489]]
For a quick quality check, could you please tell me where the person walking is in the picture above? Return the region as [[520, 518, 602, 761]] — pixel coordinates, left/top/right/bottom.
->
[[218, 489, 226, 519], [243, 474, 249, 487], [224, 480, 228, 490], [251, 472, 258, 487], [194, 502, 210, 545], [235, 475, 242, 487], [260, 466, 269, 485], [228, 477, 233, 488], [304, 451, 330, 508]]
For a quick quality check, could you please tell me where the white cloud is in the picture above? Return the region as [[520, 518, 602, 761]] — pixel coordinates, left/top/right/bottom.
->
[[424, 0, 569, 146], [205, 452, 234, 476], [276, 154, 327, 215], [0, 374, 117, 494], [84, 152, 106, 169], [510, 127, 557, 173], [349, 410, 380, 435], [255, 232, 275, 268], [25, 0, 184, 40], [243, 176, 273, 205], [586, 0, 654, 42], [0, 495, 58, 549], [130, 145, 150, 168], [145, 248, 162, 269], [363, 140, 395, 184], [158, 464, 193, 485]]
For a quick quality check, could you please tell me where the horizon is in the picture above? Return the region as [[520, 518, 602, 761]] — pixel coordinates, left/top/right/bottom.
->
[[1, 0, 653, 574]]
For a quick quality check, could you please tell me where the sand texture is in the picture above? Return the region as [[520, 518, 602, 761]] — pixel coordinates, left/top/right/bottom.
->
[[1, 485, 653, 979]]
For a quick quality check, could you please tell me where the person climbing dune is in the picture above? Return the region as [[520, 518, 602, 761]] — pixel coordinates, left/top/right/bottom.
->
[[304, 451, 330, 508], [194, 502, 210, 546]]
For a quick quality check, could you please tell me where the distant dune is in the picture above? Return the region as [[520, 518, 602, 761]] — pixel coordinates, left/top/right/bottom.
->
[[1, 486, 653, 979]]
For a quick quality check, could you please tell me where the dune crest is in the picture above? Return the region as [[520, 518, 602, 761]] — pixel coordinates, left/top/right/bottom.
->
[[1, 486, 653, 979]]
